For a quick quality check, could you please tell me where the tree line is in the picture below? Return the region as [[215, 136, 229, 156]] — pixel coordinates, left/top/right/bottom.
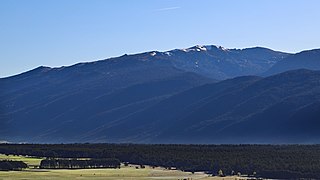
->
[[0, 160, 28, 171], [1, 144, 320, 178], [40, 158, 120, 169]]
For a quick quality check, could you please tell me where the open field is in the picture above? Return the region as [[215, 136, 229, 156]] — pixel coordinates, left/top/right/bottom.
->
[[0, 166, 205, 180], [0, 154, 249, 180], [0, 154, 43, 167], [0, 167, 249, 180]]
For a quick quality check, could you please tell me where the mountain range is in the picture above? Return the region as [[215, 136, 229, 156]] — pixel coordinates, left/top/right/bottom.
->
[[1, 45, 320, 143]]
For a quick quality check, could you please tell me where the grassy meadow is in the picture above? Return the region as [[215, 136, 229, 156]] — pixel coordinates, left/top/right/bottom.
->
[[0, 166, 207, 180], [0, 154, 248, 180], [0, 154, 43, 168]]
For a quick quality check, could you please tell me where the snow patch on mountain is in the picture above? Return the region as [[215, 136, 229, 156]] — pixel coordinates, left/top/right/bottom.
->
[[164, 52, 172, 56], [181, 45, 208, 52], [177, 45, 232, 53], [219, 46, 229, 51]]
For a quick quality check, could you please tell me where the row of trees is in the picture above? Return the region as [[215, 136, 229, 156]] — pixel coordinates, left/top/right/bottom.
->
[[40, 158, 120, 169], [1, 144, 320, 178], [0, 160, 28, 171]]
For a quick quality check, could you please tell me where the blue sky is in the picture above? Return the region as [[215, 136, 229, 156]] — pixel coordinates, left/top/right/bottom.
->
[[1, 0, 320, 77]]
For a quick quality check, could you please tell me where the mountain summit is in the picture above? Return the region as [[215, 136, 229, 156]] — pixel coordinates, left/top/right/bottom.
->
[[145, 45, 289, 79]]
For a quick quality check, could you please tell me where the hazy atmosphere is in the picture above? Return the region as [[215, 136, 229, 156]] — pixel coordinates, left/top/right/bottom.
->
[[1, 0, 320, 77], [1, 1, 320, 179]]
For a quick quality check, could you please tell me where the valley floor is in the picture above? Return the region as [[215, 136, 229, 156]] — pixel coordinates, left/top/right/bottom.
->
[[0, 154, 251, 180], [0, 166, 251, 180]]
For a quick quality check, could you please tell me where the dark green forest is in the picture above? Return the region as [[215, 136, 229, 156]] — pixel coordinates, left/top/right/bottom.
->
[[40, 158, 120, 169], [0, 160, 27, 171], [0, 144, 320, 179]]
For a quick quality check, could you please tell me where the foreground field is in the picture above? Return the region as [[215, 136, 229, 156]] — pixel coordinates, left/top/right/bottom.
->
[[0, 167, 249, 180], [0, 166, 206, 180], [0, 154, 248, 180], [0, 154, 43, 168], [0, 166, 250, 180]]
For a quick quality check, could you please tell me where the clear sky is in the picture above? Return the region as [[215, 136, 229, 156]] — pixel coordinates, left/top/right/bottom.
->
[[1, 0, 320, 77]]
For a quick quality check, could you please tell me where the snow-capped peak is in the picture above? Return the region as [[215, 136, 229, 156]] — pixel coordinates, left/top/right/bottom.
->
[[181, 45, 208, 52], [178, 45, 229, 52], [195, 45, 207, 51]]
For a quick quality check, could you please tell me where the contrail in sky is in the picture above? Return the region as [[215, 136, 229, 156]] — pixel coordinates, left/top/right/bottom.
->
[[154, 6, 181, 12]]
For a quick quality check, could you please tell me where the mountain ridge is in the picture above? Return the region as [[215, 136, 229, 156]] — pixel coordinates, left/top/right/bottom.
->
[[1, 44, 320, 144], [264, 48, 320, 75], [2, 44, 290, 80]]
